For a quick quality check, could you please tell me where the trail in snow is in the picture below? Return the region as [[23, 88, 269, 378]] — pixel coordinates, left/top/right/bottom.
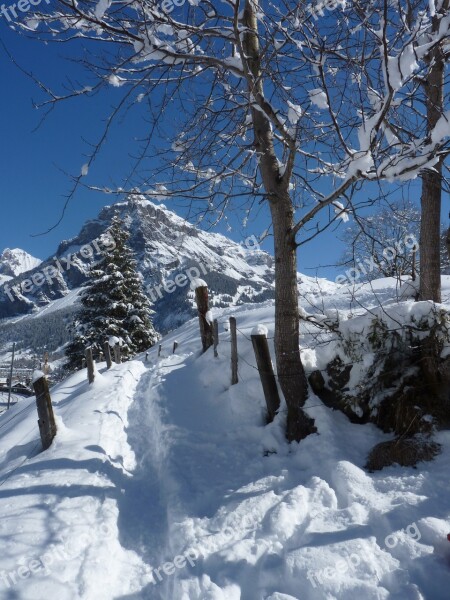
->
[[128, 305, 450, 599], [115, 363, 174, 600], [0, 284, 449, 599]]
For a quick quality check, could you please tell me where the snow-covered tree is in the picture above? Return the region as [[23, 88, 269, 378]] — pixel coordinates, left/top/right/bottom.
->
[[65, 218, 158, 371], [340, 200, 450, 282], [339, 200, 421, 281], [20, 1, 450, 441]]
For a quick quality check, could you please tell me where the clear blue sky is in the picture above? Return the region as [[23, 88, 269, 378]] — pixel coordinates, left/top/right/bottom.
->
[[0, 22, 425, 281]]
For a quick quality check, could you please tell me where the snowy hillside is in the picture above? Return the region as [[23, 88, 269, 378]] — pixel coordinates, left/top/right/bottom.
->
[[0, 279, 449, 599], [0, 248, 41, 278]]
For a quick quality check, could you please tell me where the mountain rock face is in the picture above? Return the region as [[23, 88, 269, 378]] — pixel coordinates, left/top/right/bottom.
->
[[0, 196, 275, 332], [0, 248, 42, 279]]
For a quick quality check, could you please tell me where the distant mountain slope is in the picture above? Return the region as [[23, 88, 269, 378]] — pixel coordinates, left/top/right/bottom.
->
[[0, 195, 276, 344], [0, 248, 42, 278]]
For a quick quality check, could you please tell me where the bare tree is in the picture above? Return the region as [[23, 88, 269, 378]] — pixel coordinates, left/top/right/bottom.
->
[[339, 199, 421, 282], [14, 0, 450, 441]]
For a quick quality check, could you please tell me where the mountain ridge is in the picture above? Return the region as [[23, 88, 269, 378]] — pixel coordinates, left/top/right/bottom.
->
[[0, 248, 42, 280], [0, 195, 275, 336]]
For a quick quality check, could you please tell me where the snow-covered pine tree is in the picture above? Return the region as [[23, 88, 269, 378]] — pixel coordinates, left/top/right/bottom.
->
[[65, 217, 158, 371]]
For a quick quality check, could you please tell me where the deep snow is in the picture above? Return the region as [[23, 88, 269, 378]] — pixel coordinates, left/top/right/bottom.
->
[[0, 280, 449, 599]]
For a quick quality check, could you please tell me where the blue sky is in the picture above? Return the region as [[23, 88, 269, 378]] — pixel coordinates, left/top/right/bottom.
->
[[0, 20, 425, 282]]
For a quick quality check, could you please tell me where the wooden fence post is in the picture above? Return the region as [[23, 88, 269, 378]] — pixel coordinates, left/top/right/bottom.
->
[[158, 344, 162, 357], [85, 347, 95, 384], [213, 319, 219, 358], [33, 376, 57, 450], [173, 341, 178, 354], [251, 327, 280, 422], [230, 317, 238, 385], [6, 342, 15, 410], [195, 285, 214, 353], [103, 341, 112, 369], [113, 343, 121, 364]]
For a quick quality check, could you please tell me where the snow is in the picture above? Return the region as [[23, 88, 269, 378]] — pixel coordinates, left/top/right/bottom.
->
[[0, 248, 42, 278], [252, 323, 269, 336], [94, 0, 111, 19], [333, 201, 350, 222], [287, 101, 302, 125], [108, 74, 125, 87], [431, 111, 450, 145], [189, 277, 208, 291], [1, 278, 449, 598], [386, 44, 419, 91], [399, 278, 420, 299], [32, 369, 45, 384], [309, 88, 329, 109]]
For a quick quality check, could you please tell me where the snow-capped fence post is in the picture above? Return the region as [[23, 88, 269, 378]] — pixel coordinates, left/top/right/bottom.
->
[[85, 347, 95, 384], [230, 317, 238, 385], [213, 319, 219, 358], [33, 375, 57, 451], [251, 326, 280, 423], [103, 341, 112, 369], [113, 344, 121, 364], [192, 280, 213, 353]]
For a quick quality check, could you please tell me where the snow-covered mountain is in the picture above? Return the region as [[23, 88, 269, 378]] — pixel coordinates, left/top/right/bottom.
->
[[0, 248, 41, 279], [0, 196, 277, 347]]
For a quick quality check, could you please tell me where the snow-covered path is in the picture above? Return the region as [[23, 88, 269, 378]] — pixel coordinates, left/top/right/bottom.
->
[[0, 296, 449, 599], [119, 306, 450, 599]]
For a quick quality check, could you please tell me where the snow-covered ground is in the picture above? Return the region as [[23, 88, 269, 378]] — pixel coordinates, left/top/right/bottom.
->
[[0, 280, 449, 599]]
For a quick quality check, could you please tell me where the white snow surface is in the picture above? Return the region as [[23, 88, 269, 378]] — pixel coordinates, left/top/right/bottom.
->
[[0, 280, 449, 599]]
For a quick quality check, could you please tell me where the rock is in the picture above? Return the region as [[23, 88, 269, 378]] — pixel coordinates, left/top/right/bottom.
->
[[365, 436, 441, 472]]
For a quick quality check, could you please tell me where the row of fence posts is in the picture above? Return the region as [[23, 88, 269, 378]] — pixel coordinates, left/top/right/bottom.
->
[[85, 341, 122, 384], [157, 341, 178, 357], [30, 283, 280, 453], [31, 340, 124, 451], [194, 284, 280, 423]]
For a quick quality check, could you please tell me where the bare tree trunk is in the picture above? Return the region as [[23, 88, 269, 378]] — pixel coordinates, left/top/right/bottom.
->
[[419, 2, 448, 303], [270, 196, 317, 441], [420, 168, 442, 302], [242, 0, 316, 441]]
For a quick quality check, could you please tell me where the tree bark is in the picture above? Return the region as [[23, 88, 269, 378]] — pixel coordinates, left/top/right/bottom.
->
[[242, 0, 316, 441], [269, 196, 317, 441], [419, 2, 448, 302]]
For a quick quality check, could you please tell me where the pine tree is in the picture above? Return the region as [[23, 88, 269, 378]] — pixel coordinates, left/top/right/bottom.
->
[[65, 217, 158, 371]]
